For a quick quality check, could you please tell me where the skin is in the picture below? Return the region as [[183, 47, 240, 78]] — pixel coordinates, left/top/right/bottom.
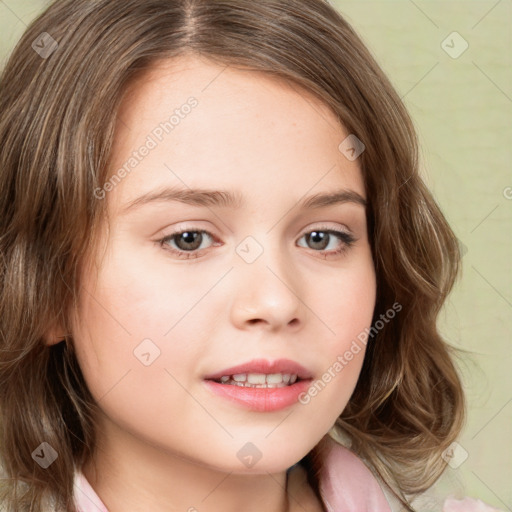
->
[[52, 54, 377, 511]]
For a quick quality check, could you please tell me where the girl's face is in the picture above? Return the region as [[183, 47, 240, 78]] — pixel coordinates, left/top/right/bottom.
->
[[71, 55, 376, 474]]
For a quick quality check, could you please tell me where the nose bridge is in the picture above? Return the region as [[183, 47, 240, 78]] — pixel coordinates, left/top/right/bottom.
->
[[230, 231, 303, 329]]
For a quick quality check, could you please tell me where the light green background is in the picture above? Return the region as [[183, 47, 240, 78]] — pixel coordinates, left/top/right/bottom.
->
[[1, 0, 510, 509]]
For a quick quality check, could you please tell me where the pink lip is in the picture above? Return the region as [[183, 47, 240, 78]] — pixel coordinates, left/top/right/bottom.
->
[[203, 358, 312, 381], [204, 379, 311, 412], [203, 358, 313, 412]]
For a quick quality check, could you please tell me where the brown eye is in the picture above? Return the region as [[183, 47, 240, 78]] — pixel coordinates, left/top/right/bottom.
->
[[305, 231, 330, 250], [298, 229, 356, 254], [172, 231, 204, 251], [159, 230, 216, 258]]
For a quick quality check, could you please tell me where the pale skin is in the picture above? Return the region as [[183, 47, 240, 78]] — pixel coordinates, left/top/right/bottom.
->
[[48, 54, 377, 511]]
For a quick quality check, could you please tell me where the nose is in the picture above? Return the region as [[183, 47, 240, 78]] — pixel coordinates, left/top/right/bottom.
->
[[229, 240, 304, 332]]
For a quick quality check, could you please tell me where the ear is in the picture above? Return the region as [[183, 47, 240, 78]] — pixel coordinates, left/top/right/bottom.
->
[[43, 320, 69, 347]]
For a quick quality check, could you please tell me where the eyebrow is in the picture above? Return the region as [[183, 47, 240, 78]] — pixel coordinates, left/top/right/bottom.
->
[[120, 186, 367, 214]]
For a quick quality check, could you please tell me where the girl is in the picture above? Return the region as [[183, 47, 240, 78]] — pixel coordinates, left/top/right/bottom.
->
[[0, 0, 501, 511]]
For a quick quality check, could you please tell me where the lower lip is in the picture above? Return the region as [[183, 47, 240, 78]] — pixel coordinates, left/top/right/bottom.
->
[[203, 379, 312, 412]]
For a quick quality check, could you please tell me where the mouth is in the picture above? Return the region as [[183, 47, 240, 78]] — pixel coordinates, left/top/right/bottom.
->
[[204, 358, 312, 384], [203, 359, 313, 412]]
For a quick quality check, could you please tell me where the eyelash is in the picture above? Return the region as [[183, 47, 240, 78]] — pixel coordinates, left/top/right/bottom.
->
[[157, 226, 357, 260]]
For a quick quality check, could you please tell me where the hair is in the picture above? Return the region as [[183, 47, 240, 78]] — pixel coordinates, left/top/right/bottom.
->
[[0, 0, 465, 510]]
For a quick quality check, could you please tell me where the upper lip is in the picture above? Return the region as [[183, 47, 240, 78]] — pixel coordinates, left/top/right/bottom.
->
[[204, 358, 313, 381]]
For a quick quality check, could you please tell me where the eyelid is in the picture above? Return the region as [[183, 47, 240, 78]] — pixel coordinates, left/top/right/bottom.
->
[[157, 222, 353, 241], [300, 222, 352, 236]]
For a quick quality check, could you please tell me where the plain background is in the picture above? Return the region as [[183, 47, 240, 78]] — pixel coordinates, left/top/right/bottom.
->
[[0, 0, 510, 509]]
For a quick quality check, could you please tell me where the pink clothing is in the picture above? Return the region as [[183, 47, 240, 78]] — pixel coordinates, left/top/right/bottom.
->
[[317, 436, 392, 511], [74, 471, 109, 512], [72, 437, 502, 511]]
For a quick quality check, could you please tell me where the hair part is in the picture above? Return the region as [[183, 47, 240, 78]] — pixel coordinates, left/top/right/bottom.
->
[[0, 0, 464, 510]]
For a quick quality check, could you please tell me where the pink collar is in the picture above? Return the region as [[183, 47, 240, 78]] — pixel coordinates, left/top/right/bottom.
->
[[73, 469, 109, 512], [73, 438, 391, 511], [318, 436, 392, 511]]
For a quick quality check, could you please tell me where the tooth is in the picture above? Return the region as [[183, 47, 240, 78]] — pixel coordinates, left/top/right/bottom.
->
[[266, 373, 283, 384], [247, 373, 266, 384], [220, 372, 300, 387]]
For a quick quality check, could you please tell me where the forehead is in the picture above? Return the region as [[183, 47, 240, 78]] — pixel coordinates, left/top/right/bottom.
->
[[119, 54, 336, 122], [106, 54, 366, 214]]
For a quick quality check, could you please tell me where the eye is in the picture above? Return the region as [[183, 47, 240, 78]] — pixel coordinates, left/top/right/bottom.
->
[[158, 229, 218, 259], [297, 228, 356, 257], [157, 226, 357, 260]]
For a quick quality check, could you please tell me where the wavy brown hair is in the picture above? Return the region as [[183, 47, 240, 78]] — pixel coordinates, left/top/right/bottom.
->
[[0, 0, 464, 510]]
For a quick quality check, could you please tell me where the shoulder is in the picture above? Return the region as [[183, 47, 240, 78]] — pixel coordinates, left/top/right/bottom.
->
[[316, 435, 506, 512]]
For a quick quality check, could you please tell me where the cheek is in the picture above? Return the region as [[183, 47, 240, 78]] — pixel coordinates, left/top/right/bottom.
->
[[70, 261, 213, 444], [301, 257, 376, 417], [317, 251, 376, 350], [70, 245, 217, 403]]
